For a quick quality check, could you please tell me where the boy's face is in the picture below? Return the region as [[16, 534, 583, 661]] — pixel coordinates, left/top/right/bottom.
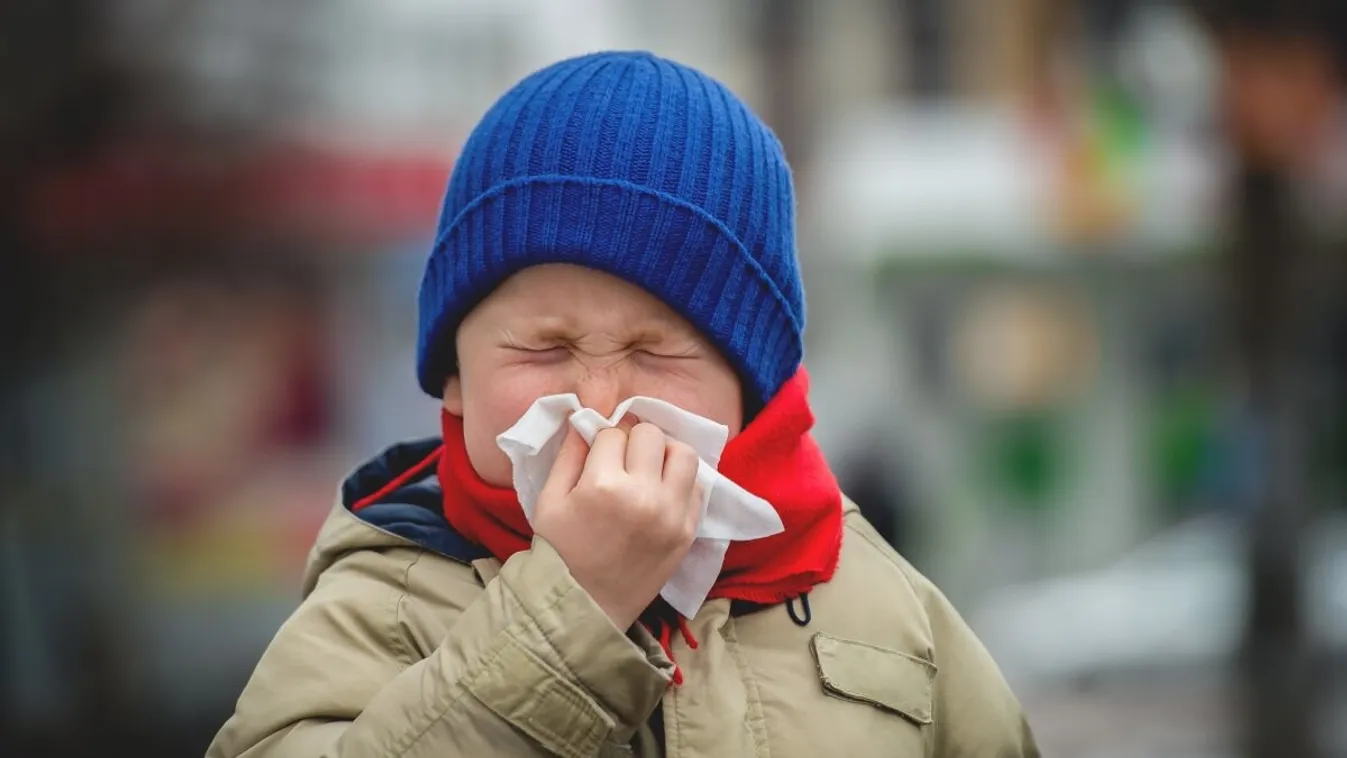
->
[[444, 264, 744, 487]]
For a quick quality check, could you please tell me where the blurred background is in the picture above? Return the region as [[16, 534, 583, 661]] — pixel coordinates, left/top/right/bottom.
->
[[2, 1, 1345, 756]]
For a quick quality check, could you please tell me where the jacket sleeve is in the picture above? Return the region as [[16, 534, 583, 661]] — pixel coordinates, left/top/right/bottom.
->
[[206, 536, 672, 758], [904, 565, 1041, 758]]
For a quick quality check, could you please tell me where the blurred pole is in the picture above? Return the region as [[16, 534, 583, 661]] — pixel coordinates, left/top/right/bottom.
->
[[754, 0, 811, 186], [1229, 154, 1317, 758], [0, 1, 130, 753], [889, 0, 949, 99], [1196, 3, 1345, 755]]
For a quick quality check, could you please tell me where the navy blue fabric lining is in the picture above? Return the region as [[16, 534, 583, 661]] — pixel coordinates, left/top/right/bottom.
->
[[340, 437, 441, 507], [341, 437, 489, 564], [357, 501, 490, 564]]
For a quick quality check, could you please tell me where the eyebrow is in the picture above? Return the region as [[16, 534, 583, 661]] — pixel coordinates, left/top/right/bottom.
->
[[530, 323, 577, 342], [500, 315, 573, 341], [627, 324, 673, 344], [500, 312, 701, 347]]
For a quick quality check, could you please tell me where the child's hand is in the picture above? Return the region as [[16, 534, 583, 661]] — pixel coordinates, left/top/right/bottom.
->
[[532, 419, 703, 631]]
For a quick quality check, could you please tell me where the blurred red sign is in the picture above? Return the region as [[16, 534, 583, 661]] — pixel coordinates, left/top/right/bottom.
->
[[27, 139, 455, 248]]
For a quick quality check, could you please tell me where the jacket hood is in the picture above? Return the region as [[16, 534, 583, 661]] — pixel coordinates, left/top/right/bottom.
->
[[302, 438, 490, 597]]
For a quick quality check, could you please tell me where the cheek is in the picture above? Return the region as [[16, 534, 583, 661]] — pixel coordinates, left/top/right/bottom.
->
[[458, 365, 568, 487], [631, 362, 743, 436]]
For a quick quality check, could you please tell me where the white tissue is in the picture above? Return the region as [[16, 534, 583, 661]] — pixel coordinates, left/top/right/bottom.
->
[[495, 394, 785, 618]]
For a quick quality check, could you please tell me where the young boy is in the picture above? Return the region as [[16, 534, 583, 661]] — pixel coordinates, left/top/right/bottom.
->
[[209, 51, 1038, 758]]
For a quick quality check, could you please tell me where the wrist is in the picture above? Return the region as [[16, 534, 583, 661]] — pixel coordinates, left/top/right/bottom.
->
[[596, 599, 641, 632]]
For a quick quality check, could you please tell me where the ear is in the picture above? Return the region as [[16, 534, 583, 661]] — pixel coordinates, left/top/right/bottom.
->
[[443, 374, 464, 417]]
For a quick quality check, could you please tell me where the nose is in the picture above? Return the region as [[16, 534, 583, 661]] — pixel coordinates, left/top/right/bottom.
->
[[572, 364, 627, 417]]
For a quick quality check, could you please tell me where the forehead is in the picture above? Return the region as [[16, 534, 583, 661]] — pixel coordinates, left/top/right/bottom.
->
[[478, 264, 695, 335]]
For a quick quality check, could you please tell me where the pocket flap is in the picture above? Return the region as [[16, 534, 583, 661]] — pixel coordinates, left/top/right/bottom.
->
[[810, 633, 937, 725]]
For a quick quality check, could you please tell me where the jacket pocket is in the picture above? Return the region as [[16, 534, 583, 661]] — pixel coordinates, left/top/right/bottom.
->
[[810, 633, 936, 727]]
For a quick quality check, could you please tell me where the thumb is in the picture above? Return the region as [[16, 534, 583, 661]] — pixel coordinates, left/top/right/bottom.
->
[[540, 426, 588, 499]]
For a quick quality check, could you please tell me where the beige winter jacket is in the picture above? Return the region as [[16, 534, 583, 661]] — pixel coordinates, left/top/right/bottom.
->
[[208, 441, 1037, 758]]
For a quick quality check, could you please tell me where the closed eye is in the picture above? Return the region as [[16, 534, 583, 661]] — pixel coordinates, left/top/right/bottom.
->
[[505, 344, 570, 361], [635, 347, 699, 361]]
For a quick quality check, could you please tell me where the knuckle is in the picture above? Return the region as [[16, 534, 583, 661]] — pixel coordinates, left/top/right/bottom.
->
[[679, 518, 698, 543], [661, 514, 696, 547], [667, 440, 698, 464], [644, 493, 667, 516], [632, 421, 664, 439], [589, 474, 626, 500]]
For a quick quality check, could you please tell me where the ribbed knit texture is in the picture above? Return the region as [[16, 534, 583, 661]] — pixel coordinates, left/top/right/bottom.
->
[[416, 50, 804, 410]]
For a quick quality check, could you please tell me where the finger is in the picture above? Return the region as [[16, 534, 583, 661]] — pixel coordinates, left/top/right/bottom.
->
[[625, 422, 667, 477], [684, 480, 706, 535], [539, 427, 588, 498], [581, 425, 629, 482], [662, 440, 700, 496]]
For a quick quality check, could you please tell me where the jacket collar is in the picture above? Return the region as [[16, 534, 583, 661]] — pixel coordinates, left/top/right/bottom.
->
[[338, 437, 490, 564]]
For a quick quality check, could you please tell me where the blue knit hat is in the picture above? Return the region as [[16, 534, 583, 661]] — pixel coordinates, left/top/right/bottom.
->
[[417, 51, 804, 410]]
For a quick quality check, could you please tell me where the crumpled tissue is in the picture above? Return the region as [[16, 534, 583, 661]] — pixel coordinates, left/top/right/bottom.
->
[[496, 394, 784, 618]]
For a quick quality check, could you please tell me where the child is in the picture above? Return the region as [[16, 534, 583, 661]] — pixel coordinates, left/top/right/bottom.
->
[[209, 51, 1038, 758]]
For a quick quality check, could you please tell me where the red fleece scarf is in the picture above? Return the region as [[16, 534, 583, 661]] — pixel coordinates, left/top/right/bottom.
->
[[357, 368, 843, 612]]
